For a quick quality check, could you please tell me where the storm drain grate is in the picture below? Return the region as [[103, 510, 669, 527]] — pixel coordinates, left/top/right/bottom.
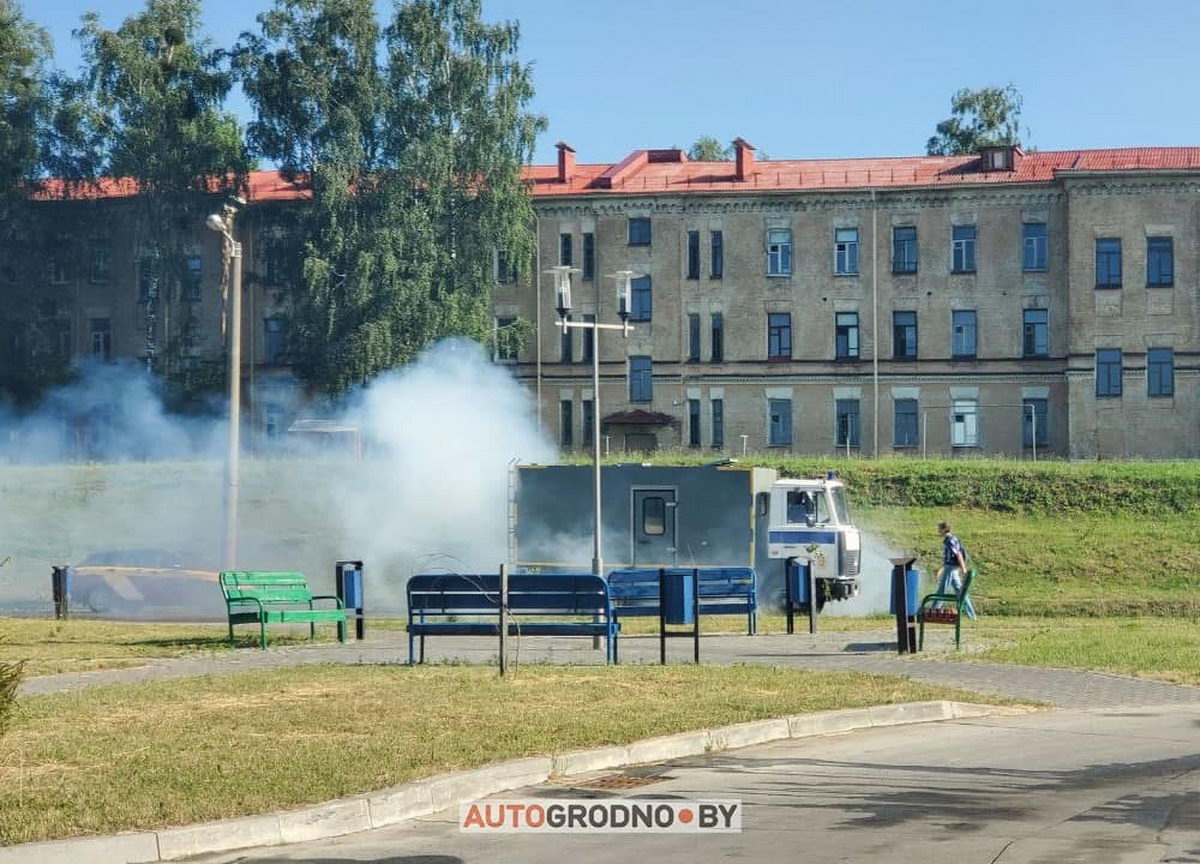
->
[[571, 773, 673, 790]]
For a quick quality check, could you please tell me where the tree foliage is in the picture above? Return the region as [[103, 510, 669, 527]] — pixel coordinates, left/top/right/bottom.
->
[[0, 0, 48, 207], [239, 0, 543, 395], [688, 136, 731, 162], [926, 84, 1025, 156]]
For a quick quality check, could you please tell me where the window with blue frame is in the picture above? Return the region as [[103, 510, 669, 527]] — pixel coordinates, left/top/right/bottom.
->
[[767, 229, 792, 275], [1147, 237, 1174, 286], [1023, 309, 1049, 357], [767, 313, 792, 360], [951, 310, 977, 358], [559, 400, 573, 447], [1148, 348, 1174, 397], [835, 312, 859, 360], [834, 228, 859, 275], [629, 355, 653, 402], [710, 313, 724, 362], [628, 217, 651, 246], [711, 398, 724, 448], [1095, 238, 1122, 288], [894, 399, 919, 447], [1096, 349, 1122, 397], [1023, 222, 1047, 271], [688, 313, 701, 361], [686, 231, 700, 279], [836, 399, 860, 447], [768, 399, 792, 446], [688, 399, 701, 446], [892, 226, 917, 273], [582, 232, 595, 280], [1023, 398, 1048, 448], [710, 231, 724, 278], [893, 311, 918, 359], [630, 276, 652, 321], [952, 225, 976, 273], [559, 232, 572, 266]]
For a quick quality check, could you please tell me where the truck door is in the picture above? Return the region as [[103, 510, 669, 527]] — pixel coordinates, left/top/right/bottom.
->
[[632, 489, 677, 566]]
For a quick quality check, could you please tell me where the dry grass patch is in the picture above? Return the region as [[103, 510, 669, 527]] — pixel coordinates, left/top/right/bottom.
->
[[0, 663, 1004, 845]]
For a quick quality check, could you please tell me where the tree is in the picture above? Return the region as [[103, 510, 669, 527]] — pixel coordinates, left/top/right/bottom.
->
[[68, 0, 247, 398], [0, 0, 48, 209], [926, 85, 1025, 156], [239, 0, 543, 394], [688, 136, 731, 162]]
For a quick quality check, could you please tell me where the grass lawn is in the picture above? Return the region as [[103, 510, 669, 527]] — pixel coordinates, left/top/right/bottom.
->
[[0, 664, 1004, 845], [860, 507, 1200, 616]]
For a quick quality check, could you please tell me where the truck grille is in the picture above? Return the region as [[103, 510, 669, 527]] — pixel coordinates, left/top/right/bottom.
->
[[844, 548, 861, 577]]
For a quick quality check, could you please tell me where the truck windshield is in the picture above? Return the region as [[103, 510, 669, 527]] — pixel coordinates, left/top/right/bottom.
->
[[832, 488, 851, 525], [786, 490, 833, 525]]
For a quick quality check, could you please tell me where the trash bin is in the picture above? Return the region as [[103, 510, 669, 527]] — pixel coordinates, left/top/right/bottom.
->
[[889, 556, 919, 654], [661, 568, 696, 626], [888, 566, 920, 616], [335, 560, 364, 640], [51, 566, 71, 620]]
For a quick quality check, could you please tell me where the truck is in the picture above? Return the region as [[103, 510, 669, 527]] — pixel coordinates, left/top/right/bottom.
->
[[509, 462, 862, 613]]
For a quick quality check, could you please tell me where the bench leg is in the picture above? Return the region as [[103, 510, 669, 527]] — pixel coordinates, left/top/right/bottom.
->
[[407, 630, 414, 666], [227, 619, 235, 648], [260, 617, 267, 650], [420, 634, 426, 665], [918, 617, 925, 652], [310, 621, 316, 641], [337, 619, 346, 644], [954, 616, 962, 650]]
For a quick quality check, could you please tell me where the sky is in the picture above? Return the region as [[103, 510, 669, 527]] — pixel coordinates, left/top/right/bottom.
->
[[34, 0, 1200, 167]]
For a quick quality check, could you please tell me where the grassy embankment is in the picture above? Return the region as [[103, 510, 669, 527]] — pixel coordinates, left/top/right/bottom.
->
[[0, 664, 1005, 845]]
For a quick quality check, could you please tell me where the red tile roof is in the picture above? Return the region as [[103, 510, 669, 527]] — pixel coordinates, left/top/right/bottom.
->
[[24, 147, 1200, 204]]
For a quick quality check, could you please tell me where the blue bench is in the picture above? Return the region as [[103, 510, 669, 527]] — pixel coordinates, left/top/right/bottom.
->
[[606, 567, 758, 638], [406, 572, 617, 664]]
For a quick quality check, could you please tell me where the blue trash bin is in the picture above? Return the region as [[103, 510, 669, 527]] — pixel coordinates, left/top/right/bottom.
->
[[889, 567, 920, 616], [788, 560, 813, 606], [661, 569, 696, 626]]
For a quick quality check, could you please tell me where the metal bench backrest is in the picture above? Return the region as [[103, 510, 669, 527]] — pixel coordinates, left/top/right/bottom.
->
[[608, 567, 756, 600], [220, 571, 314, 605], [407, 572, 610, 616]]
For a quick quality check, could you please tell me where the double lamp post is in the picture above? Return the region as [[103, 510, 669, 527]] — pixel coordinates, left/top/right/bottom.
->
[[546, 265, 637, 581]]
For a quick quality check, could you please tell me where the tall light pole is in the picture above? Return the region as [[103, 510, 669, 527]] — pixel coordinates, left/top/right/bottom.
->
[[207, 197, 245, 571], [547, 265, 635, 581]]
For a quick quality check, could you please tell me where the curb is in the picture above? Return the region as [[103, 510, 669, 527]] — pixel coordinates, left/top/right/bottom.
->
[[0, 700, 1027, 863]]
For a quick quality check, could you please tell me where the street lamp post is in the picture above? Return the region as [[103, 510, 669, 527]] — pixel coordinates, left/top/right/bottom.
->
[[546, 265, 635, 582], [207, 197, 245, 571]]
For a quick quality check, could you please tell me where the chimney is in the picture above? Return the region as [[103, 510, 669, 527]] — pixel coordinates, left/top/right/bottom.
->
[[556, 141, 576, 183], [733, 138, 756, 181]]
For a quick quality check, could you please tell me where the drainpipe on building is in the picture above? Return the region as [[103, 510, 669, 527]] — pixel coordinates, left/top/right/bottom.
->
[[535, 219, 542, 429], [871, 188, 880, 458]]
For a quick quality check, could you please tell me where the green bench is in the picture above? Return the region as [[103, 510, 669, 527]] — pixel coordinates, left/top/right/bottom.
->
[[219, 571, 347, 649], [917, 568, 975, 651]]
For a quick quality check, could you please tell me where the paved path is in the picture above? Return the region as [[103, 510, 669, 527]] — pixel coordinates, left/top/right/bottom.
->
[[195, 702, 1200, 864], [19, 629, 1200, 710]]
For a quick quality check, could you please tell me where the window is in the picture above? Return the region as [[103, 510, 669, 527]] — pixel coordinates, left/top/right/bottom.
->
[[686, 231, 700, 279], [581, 315, 595, 362], [642, 496, 666, 535], [711, 398, 724, 448], [1148, 348, 1174, 397], [834, 228, 859, 275], [560, 315, 573, 363], [710, 313, 724, 362], [688, 313, 701, 362], [893, 311, 917, 359], [1147, 237, 1173, 286], [89, 241, 111, 283], [495, 250, 516, 283], [89, 318, 111, 360], [1023, 309, 1049, 357], [894, 399, 918, 447], [138, 257, 157, 302], [494, 316, 518, 361], [1023, 398, 1048, 448], [582, 233, 595, 281], [630, 276, 652, 321], [1023, 223, 1047, 271], [951, 399, 978, 447], [893, 226, 917, 273], [767, 313, 792, 360], [183, 255, 202, 301], [951, 310, 977, 358], [1095, 238, 1122, 288], [711, 231, 724, 278], [628, 217, 651, 246], [582, 399, 594, 446], [952, 226, 976, 273], [559, 232, 572, 266], [560, 400, 573, 447], [1096, 349, 1122, 397], [836, 399, 860, 447], [835, 312, 859, 360], [264, 317, 288, 363], [47, 256, 68, 285], [688, 399, 701, 447], [629, 355, 652, 402], [767, 228, 792, 275], [768, 399, 792, 446]]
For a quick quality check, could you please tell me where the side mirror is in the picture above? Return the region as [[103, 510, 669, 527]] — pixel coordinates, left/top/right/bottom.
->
[[805, 513, 816, 528]]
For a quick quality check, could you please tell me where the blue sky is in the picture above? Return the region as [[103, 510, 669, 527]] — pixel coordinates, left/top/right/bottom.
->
[[37, 0, 1200, 166]]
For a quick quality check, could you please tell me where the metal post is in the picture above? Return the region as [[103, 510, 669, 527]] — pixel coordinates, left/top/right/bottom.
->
[[871, 188, 880, 458], [922, 410, 928, 459], [499, 563, 509, 676], [784, 558, 795, 635], [807, 562, 818, 636], [592, 321, 603, 584], [223, 237, 242, 571]]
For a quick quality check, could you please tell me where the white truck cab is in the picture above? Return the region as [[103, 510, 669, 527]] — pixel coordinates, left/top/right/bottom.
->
[[766, 475, 861, 601]]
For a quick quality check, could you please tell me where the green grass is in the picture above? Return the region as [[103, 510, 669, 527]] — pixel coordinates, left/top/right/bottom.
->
[[0, 664, 1005, 845]]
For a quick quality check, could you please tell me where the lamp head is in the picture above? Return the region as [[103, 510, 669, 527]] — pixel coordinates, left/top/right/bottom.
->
[[206, 213, 227, 233], [609, 270, 638, 322], [544, 265, 576, 320]]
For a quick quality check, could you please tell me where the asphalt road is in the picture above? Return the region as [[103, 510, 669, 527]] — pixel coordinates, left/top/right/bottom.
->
[[198, 702, 1200, 864]]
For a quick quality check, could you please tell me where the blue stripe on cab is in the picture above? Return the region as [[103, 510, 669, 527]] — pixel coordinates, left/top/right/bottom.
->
[[769, 531, 838, 545]]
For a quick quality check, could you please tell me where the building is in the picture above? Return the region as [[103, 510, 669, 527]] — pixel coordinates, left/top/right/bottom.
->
[[10, 141, 1200, 459]]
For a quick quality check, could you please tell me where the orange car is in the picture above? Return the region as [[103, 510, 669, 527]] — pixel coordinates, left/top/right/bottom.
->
[[68, 549, 225, 621]]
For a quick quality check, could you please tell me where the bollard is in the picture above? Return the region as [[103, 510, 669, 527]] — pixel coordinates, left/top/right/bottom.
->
[[334, 560, 365, 641], [889, 556, 919, 654], [51, 566, 70, 620]]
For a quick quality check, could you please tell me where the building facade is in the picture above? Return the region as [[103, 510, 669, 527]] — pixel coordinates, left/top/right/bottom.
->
[[9, 142, 1200, 459]]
